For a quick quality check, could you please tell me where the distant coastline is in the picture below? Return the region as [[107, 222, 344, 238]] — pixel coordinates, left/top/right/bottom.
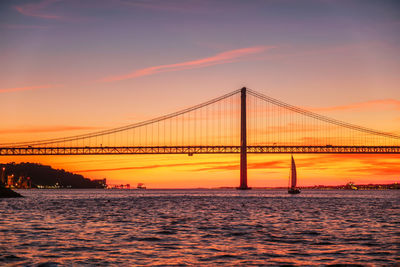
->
[[108, 184, 399, 190], [1, 162, 398, 190], [216, 184, 400, 190]]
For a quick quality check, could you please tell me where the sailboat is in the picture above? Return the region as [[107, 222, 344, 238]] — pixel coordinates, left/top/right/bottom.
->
[[288, 155, 301, 194]]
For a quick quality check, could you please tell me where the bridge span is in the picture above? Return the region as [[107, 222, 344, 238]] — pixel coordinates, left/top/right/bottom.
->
[[1, 87, 399, 189], [1, 145, 400, 155]]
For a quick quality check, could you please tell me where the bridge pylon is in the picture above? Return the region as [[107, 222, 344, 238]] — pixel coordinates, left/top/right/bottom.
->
[[237, 87, 251, 190]]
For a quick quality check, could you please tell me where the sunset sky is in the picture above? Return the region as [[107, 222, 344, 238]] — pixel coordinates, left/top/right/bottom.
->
[[1, 0, 399, 188]]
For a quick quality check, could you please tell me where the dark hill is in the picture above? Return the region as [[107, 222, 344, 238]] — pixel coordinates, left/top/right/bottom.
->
[[0, 162, 105, 189]]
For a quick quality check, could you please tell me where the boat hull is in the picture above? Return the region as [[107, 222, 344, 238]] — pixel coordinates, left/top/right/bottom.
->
[[288, 188, 301, 194]]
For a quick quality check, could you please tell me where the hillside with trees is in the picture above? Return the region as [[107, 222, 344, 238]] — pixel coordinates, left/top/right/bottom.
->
[[0, 162, 106, 189]]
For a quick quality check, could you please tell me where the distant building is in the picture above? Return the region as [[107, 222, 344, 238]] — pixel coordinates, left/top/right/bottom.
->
[[345, 182, 358, 190], [93, 178, 107, 188], [16, 176, 31, 189], [0, 167, 5, 185], [7, 174, 14, 187]]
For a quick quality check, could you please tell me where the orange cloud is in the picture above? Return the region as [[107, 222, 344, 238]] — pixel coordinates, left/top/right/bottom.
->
[[0, 126, 100, 134], [348, 164, 400, 176], [75, 159, 288, 173], [194, 160, 286, 171], [14, 0, 61, 19], [0, 85, 54, 94], [295, 154, 400, 177], [101, 46, 274, 82], [74, 161, 233, 173], [307, 99, 400, 112]]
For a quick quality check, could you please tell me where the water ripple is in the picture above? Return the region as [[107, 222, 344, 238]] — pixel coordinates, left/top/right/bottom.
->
[[0, 189, 398, 265]]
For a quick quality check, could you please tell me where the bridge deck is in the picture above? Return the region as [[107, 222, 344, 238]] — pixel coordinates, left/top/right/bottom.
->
[[1, 146, 399, 155]]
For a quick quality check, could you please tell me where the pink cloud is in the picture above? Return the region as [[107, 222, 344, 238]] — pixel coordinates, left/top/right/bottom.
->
[[14, 0, 61, 20], [0, 24, 52, 30], [307, 99, 400, 112], [101, 45, 274, 82], [0, 85, 55, 94], [117, 0, 197, 12]]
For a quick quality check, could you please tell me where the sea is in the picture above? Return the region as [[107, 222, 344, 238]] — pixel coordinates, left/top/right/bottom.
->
[[0, 189, 399, 266]]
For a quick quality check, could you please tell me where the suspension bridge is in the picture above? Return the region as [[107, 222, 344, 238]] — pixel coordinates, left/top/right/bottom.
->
[[1, 88, 399, 189]]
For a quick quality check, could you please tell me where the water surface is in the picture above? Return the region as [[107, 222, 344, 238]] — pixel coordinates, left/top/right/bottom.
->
[[1, 189, 399, 266]]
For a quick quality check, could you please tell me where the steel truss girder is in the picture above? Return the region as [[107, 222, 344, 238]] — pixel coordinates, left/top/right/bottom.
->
[[0, 146, 399, 155]]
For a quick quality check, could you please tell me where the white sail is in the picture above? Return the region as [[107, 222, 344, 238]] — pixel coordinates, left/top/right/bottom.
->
[[291, 155, 297, 188]]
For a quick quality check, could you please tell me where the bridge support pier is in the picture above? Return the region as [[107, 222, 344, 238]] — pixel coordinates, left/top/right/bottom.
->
[[238, 87, 251, 190]]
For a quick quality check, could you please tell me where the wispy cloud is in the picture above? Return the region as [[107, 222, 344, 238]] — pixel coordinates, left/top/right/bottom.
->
[[0, 125, 100, 134], [75, 160, 235, 173], [14, 0, 62, 20], [101, 45, 274, 82], [76, 163, 193, 173], [194, 160, 285, 172], [307, 99, 400, 112], [0, 24, 52, 30], [0, 85, 55, 94], [74, 154, 400, 182], [117, 0, 200, 12], [348, 164, 400, 176], [75, 159, 286, 173], [195, 155, 400, 176], [297, 154, 400, 176]]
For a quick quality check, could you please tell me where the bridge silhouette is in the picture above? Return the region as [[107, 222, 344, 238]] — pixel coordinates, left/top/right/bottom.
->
[[1, 88, 399, 189]]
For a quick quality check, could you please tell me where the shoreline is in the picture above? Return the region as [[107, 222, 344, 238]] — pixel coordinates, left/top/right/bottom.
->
[[0, 186, 23, 198], [12, 187, 399, 190]]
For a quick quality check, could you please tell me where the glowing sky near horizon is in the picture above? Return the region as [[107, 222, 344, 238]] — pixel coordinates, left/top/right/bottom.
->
[[0, 0, 399, 187]]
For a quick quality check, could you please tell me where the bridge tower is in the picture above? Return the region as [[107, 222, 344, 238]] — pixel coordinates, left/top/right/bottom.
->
[[238, 87, 250, 190]]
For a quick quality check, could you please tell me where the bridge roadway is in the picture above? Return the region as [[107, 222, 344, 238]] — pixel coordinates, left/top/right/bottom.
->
[[1, 145, 399, 155]]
